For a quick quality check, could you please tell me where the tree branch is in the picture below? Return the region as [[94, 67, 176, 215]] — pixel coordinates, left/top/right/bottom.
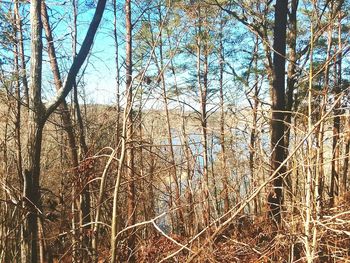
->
[[44, 0, 107, 119]]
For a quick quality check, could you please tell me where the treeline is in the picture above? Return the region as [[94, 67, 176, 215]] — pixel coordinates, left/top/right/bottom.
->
[[0, 0, 350, 262]]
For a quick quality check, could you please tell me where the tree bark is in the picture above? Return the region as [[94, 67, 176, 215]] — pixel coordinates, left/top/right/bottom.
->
[[125, 0, 136, 260], [269, 0, 288, 224], [21, 1, 44, 261]]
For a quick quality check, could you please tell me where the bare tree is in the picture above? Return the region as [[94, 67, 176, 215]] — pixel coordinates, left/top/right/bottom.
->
[[21, 0, 107, 261]]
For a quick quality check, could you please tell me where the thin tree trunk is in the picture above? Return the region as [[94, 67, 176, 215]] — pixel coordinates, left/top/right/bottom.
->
[[331, 13, 342, 201], [125, 0, 136, 260], [13, 1, 23, 191], [12, 5, 24, 261], [168, 43, 195, 236], [218, 14, 230, 215], [41, 3, 81, 260], [210, 133, 220, 216], [14, 0, 29, 108], [248, 37, 260, 216], [305, 17, 319, 262], [196, 6, 210, 227], [154, 6, 184, 233], [71, 1, 92, 258], [330, 33, 342, 205], [113, 0, 121, 148], [96, 0, 120, 260], [110, 58, 132, 263], [316, 18, 333, 215]]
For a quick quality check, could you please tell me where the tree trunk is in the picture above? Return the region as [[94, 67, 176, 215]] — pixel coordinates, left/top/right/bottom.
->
[[330, 13, 342, 204], [218, 14, 230, 215], [71, 1, 92, 258], [22, 1, 107, 261], [113, 0, 121, 148], [21, 1, 44, 261], [316, 17, 333, 215], [14, 0, 29, 108], [41, 2, 84, 260], [269, 0, 288, 224], [13, 1, 23, 191], [152, 5, 185, 233], [125, 0, 136, 260], [110, 2, 134, 258], [284, 0, 298, 208], [196, 6, 210, 227]]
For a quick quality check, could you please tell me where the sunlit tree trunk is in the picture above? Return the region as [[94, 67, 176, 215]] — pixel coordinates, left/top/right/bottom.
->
[[113, 0, 121, 147], [330, 12, 342, 203], [305, 19, 315, 262], [125, 0, 136, 260], [21, 1, 44, 261]]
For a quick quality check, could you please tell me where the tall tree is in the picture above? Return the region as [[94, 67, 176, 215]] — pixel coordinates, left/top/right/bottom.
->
[[14, 0, 29, 108], [125, 0, 136, 260], [268, 0, 288, 224], [21, 1, 44, 260], [110, 1, 135, 262], [330, 11, 343, 205], [151, 3, 185, 233], [218, 12, 230, 215], [21, 0, 107, 261], [195, 4, 210, 227]]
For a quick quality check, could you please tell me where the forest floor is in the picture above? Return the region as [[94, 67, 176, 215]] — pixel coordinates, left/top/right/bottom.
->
[[51, 194, 350, 262], [135, 196, 350, 263]]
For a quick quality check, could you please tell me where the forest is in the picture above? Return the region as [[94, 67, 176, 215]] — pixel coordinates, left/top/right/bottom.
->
[[0, 0, 350, 262]]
